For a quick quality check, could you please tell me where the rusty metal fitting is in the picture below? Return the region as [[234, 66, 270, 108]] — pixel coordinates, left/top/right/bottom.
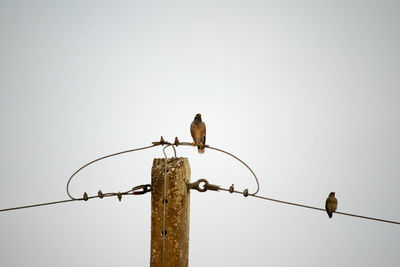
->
[[160, 136, 165, 145], [229, 184, 234, 193], [152, 136, 166, 146], [187, 179, 220, 192], [174, 137, 180, 146], [132, 184, 151, 195], [243, 189, 249, 197]]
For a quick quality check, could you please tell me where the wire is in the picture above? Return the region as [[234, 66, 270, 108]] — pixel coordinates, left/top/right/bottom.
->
[[0, 199, 78, 212], [2, 142, 161, 212], [3, 138, 398, 226], [217, 187, 400, 225], [66, 139, 259, 200], [206, 145, 259, 195], [0, 184, 151, 213], [3, 138, 256, 214], [168, 140, 260, 195], [66, 144, 158, 200]]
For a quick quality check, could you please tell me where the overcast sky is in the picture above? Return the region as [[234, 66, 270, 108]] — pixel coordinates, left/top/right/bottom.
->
[[1, 1, 399, 266]]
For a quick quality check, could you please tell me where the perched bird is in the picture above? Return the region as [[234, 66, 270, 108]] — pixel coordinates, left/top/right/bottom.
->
[[190, 113, 206, 153], [325, 192, 338, 218]]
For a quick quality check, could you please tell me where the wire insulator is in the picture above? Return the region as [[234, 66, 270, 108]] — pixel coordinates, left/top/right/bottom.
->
[[174, 137, 180, 146], [83, 192, 88, 201], [229, 184, 234, 193], [98, 190, 104, 198], [243, 189, 249, 197]]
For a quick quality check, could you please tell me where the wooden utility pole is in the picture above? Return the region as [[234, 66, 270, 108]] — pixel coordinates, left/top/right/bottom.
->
[[150, 157, 190, 267]]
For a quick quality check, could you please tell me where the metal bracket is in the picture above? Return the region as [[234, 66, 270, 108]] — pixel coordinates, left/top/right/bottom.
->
[[132, 184, 151, 195], [187, 179, 220, 192]]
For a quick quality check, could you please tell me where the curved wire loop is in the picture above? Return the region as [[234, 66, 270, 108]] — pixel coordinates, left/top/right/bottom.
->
[[173, 141, 260, 195], [162, 144, 177, 159], [206, 145, 259, 195], [66, 139, 260, 200], [66, 144, 158, 200]]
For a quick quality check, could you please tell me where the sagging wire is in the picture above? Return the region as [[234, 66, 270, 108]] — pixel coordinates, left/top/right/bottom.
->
[[156, 137, 260, 195], [2, 137, 258, 216], [66, 144, 159, 200], [187, 178, 400, 226], [66, 136, 257, 199], [2, 142, 162, 213]]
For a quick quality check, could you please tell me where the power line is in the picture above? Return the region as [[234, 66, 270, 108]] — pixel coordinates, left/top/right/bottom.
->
[[3, 138, 398, 226], [3, 138, 257, 213], [67, 138, 259, 201], [0, 184, 151, 213], [0, 199, 77, 212], [66, 144, 159, 200], [189, 178, 400, 226], [250, 192, 400, 225]]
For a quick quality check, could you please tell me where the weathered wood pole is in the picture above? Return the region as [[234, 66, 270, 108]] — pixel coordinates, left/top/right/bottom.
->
[[150, 157, 190, 267]]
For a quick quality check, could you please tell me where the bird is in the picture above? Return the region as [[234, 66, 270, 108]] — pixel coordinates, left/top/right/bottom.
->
[[190, 113, 206, 153], [325, 192, 338, 218]]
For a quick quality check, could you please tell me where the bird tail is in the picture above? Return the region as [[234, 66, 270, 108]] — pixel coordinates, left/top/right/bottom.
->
[[198, 146, 205, 154], [328, 212, 332, 218]]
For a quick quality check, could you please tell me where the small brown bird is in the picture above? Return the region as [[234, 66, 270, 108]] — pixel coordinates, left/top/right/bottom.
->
[[190, 113, 206, 153], [325, 192, 338, 218]]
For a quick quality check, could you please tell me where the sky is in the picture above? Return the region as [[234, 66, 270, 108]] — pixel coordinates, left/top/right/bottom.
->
[[1, 1, 399, 266]]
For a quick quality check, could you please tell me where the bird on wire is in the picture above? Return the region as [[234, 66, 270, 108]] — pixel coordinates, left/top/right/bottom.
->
[[325, 192, 338, 218], [190, 113, 206, 153]]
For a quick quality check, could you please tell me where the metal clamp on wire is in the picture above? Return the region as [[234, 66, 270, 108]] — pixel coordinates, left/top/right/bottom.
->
[[152, 136, 168, 146], [132, 184, 152, 195], [187, 179, 220, 192], [174, 137, 180, 146]]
